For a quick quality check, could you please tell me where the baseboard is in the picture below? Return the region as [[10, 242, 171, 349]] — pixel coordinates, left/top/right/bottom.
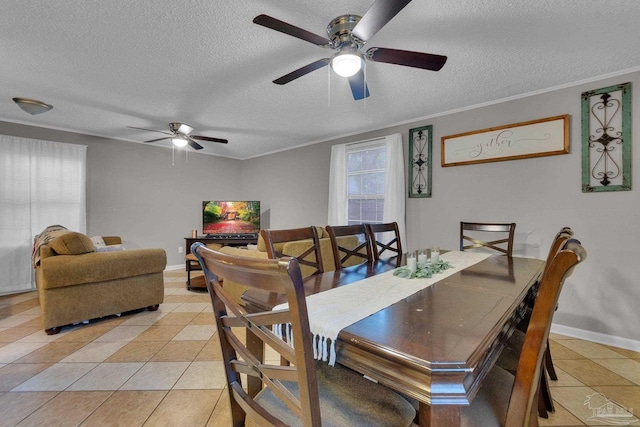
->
[[551, 323, 640, 352], [164, 264, 184, 271]]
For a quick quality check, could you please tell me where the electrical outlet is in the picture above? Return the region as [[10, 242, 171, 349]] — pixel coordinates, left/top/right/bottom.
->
[[178, 246, 184, 254]]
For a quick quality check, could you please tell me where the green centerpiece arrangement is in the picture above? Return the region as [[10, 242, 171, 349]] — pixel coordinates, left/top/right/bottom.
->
[[393, 260, 451, 279]]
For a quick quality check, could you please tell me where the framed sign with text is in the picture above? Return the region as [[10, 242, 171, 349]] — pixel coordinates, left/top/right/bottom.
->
[[441, 115, 569, 167], [409, 125, 432, 198]]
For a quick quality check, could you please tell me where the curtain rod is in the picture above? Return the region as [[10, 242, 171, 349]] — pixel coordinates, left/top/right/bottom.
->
[[345, 136, 386, 146]]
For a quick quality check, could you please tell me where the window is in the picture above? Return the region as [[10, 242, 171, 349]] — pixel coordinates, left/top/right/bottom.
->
[[328, 133, 405, 249], [346, 142, 385, 225], [0, 136, 86, 294]]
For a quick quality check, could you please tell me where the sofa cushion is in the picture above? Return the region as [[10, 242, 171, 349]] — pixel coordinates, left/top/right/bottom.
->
[[38, 248, 167, 290], [50, 232, 95, 255]]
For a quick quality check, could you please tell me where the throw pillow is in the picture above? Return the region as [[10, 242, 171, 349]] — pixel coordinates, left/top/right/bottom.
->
[[91, 236, 106, 248], [50, 232, 96, 255]]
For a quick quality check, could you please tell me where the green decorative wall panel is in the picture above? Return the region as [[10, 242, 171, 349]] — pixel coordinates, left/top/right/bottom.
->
[[409, 125, 432, 198], [581, 82, 632, 192]]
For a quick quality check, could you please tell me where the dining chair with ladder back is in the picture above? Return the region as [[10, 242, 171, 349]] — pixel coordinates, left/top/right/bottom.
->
[[365, 222, 403, 266], [460, 222, 516, 256], [260, 226, 324, 276], [191, 243, 416, 427], [325, 224, 374, 270], [497, 227, 574, 418], [459, 238, 586, 426]]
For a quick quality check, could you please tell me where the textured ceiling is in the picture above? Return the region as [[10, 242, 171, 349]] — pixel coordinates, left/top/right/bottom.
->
[[1, 0, 639, 159]]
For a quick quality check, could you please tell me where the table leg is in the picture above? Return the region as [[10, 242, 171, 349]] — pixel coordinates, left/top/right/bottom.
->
[[419, 403, 461, 427]]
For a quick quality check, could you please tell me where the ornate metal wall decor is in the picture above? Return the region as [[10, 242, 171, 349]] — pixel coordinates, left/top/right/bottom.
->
[[581, 82, 632, 192], [408, 125, 432, 198]]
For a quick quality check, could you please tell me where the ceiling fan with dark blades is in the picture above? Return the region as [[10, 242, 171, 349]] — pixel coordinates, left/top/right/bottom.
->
[[127, 122, 228, 150], [253, 0, 447, 100]]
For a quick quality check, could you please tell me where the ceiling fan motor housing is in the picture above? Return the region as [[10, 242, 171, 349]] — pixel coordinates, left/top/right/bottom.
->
[[169, 122, 193, 135], [327, 15, 363, 48]]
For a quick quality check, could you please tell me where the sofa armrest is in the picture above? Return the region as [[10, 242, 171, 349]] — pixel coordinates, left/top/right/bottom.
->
[[102, 236, 122, 245], [38, 245, 56, 261]]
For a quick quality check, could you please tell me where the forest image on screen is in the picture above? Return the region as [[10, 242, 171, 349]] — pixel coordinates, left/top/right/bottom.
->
[[203, 201, 260, 235]]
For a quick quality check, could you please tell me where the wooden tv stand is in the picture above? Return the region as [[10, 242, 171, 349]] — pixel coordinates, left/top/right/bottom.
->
[[184, 235, 258, 291]]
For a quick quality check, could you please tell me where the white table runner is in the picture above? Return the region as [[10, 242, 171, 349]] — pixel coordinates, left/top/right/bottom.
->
[[274, 251, 491, 365]]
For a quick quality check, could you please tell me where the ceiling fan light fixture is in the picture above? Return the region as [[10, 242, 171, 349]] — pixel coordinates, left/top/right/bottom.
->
[[172, 136, 188, 147], [12, 97, 53, 115], [331, 47, 363, 77]]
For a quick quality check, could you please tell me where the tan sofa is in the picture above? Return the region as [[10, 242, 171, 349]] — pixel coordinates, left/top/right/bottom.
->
[[217, 227, 359, 305], [35, 234, 167, 334]]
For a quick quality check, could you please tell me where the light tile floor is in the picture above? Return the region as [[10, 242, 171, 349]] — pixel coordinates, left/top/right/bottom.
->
[[0, 270, 638, 426]]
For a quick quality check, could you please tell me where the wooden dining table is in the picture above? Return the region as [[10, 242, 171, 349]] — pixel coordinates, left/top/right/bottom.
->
[[242, 253, 545, 427]]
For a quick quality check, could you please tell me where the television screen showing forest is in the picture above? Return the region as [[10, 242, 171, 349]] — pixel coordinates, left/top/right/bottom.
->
[[202, 201, 261, 236]]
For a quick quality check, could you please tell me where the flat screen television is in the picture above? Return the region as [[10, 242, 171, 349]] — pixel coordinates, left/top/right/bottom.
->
[[202, 201, 261, 238]]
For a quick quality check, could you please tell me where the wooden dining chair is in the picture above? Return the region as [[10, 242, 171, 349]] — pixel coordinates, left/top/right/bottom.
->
[[191, 243, 416, 427], [460, 238, 586, 426], [365, 222, 403, 264], [535, 227, 574, 385], [460, 222, 516, 256], [497, 227, 574, 417], [325, 224, 373, 270], [260, 226, 324, 276]]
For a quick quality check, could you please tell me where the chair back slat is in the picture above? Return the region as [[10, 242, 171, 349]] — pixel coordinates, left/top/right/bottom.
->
[[191, 242, 322, 426], [325, 224, 373, 270], [505, 239, 586, 426], [365, 222, 403, 265], [460, 221, 516, 256], [261, 227, 324, 276]]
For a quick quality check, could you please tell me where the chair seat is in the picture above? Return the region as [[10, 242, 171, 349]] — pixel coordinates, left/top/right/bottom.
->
[[250, 361, 416, 427], [461, 365, 514, 427]]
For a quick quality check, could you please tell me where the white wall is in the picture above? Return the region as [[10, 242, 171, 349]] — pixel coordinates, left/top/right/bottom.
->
[[245, 70, 640, 346], [414, 73, 640, 346]]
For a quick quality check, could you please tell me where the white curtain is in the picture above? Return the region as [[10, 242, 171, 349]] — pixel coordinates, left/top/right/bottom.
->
[[327, 143, 347, 225], [327, 133, 406, 247], [0, 135, 87, 295], [383, 133, 407, 249]]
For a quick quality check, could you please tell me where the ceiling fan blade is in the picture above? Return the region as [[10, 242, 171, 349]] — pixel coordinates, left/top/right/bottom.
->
[[127, 126, 172, 136], [348, 69, 370, 100], [192, 135, 229, 144], [144, 137, 171, 143], [367, 47, 447, 71], [352, 0, 413, 41], [186, 138, 204, 150], [253, 14, 331, 47], [273, 58, 330, 85]]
